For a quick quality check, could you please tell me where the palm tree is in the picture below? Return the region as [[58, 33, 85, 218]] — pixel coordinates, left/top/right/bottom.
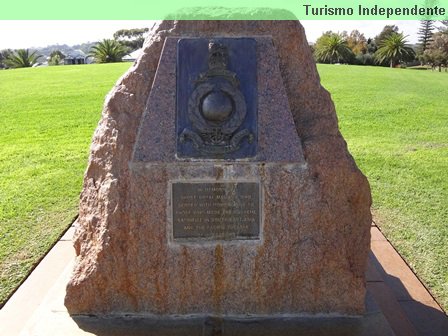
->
[[375, 33, 415, 68], [5, 49, 42, 68], [49, 50, 65, 66], [314, 33, 354, 64], [89, 39, 127, 63]]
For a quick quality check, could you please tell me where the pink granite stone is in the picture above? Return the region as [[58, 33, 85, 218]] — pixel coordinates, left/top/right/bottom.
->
[[65, 20, 372, 316]]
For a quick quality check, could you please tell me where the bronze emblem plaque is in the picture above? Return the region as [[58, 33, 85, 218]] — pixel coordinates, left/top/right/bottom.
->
[[172, 182, 260, 240], [176, 38, 257, 159]]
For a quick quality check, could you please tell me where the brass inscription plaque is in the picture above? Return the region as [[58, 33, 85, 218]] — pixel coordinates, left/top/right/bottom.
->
[[172, 182, 260, 240]]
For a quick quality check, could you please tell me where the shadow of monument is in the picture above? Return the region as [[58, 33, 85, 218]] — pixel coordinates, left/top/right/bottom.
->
[[368, 251, 448, 336]]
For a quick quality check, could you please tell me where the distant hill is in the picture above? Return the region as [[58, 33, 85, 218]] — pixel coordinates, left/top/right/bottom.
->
[[36, 42, 97, 59]]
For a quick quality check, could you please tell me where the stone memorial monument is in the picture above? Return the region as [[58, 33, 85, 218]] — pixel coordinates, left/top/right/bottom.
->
[[65, 19, 372, 319]]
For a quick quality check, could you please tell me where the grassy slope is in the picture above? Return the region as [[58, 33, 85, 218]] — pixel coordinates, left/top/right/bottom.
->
[[317, 64, 447, 309], [0, 63, 131, 305]]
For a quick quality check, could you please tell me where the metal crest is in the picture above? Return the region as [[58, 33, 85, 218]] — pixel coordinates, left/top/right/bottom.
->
[[177, 38, 257, 158]]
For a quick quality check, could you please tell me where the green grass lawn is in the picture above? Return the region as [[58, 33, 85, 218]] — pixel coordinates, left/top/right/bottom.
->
[[0, 63, 131, 306], [0, 62, 446, 311], [317, 64, 448, 309]]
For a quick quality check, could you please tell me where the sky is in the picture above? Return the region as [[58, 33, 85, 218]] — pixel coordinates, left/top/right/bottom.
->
[[0, 20, 429, 50]]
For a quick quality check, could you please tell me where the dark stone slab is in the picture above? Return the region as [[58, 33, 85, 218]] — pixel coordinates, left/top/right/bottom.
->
[[71, 292, 394, 335], [176, 38, 257, 159], [172, 181, 260, 240], [71, 309, 395, 336]]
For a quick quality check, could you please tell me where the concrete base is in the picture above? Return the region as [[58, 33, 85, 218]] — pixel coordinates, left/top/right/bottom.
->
[[69, 309, 393, 336]]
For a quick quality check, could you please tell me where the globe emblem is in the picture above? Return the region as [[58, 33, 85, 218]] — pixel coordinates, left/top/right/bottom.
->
[[179, 40, 254, 156], [201, 91, 233, 123]]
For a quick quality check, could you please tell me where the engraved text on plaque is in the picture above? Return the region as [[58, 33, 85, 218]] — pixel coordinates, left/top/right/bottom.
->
[[172, 182, 260, 240]]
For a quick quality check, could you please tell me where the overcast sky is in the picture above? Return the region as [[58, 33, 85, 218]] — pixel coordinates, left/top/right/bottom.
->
[[0, 20, 428, 50]]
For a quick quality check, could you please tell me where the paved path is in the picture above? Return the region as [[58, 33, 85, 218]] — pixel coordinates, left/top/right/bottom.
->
[[0, 224, 446, 335]]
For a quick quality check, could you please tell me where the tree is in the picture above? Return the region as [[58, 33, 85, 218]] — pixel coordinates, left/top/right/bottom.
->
[[0, 49, 13, 69], [375, 33, 415, 68], [366, 38, 377, 54], [89, 39, 127, 63], [440, 20, 448, 34], [374, 25, 399, 46], [314, 32, 354, 64], [113, 28, 149, 51], [4, 49, 42, 68], [49, 50, 65, 66], [423, 32, 448, 71], [418, 20, 435, 53], [346, 30, 367, 55]]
